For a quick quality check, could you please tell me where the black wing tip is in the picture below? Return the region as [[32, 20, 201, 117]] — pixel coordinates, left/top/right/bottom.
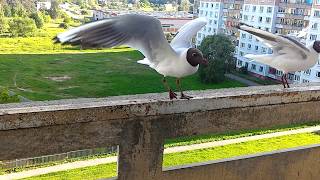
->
[[52, 36, 61, 44]]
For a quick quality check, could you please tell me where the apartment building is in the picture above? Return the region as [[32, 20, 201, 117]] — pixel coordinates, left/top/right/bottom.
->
[[236, 0, 279, 80], [196, 0, 243, 46], [236, 0, 312, 83], [300, 0, 320, 83]]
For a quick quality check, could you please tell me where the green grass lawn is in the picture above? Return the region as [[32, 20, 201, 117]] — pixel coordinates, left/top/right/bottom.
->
[[23, 132, 320, 180], [0, 51, 244, 101], [0, 22, 245, 101]]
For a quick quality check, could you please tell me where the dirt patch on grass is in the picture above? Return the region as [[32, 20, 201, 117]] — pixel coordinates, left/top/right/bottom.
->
[[45, 75, 72, 82]]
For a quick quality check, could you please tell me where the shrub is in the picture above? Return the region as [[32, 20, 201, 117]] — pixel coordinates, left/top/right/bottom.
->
[[43, 14, 51, 23], [30, 12, 44, 29], [9, 17, 37, 37], [0, 18, 8, 34], [0, 88, 20, 104]]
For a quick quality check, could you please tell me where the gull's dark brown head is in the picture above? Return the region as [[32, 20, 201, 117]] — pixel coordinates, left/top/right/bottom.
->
[[186, 48, 208, 67], [313, 41, 320, 53]]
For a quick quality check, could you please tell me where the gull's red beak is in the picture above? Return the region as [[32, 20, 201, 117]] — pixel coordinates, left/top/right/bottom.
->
[[201, 58, 209, 66]]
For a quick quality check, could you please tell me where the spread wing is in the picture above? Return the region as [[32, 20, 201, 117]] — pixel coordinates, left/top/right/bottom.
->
[[54, 14, 176, 65], [170, 17, 207, 49], [239, 24, 309, 59]]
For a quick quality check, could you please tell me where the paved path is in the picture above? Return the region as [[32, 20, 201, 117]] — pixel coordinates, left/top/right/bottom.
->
[[1, 126, 320, 180], [225, 73, 261, 86]]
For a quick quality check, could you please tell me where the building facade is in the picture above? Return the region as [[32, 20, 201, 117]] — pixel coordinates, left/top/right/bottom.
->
[[300, 0, 320, 83], [235, 0, 312, 83], [196, 0, 243, 46]]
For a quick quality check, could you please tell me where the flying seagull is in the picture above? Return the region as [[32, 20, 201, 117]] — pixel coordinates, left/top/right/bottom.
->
[[54, 14, 208, 99], [237, 23, 320, 88]]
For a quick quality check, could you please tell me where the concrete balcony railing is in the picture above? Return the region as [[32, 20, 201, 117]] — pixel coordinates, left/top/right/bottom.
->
[[1, 85, 320, 179]]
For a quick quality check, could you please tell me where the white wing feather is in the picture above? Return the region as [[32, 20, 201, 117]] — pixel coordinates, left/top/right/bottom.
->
[[170, 17, 208, 49]]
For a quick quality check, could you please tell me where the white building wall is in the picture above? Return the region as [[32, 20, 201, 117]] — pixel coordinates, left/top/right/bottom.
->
[[236, 4, 278, 78], [196, 0, 224, 46], [301, 7, 320, 83]]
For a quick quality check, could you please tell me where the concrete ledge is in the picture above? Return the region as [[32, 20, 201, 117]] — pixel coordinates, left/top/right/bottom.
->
[[1, 84, 320, 179]]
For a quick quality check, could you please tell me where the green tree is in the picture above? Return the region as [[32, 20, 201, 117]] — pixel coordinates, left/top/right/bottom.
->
[[49, 0, 60, 19], [9, 17, 37, 37], [42, 14, 51, 23], [0, 18, 8, 34], [3, 4, 12, 17], [30, 12, 44, 29], [179, 0, 190, 11], [198, 34, 235, 83]]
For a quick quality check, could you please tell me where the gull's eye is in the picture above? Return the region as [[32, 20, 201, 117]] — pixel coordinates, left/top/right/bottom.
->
[[192, 53, 197, 56]]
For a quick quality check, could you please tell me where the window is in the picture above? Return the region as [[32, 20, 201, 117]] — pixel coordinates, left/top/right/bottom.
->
[[312, 23, 318, 30], [214, 20, 217, 25], [266, 17, 271, 23], [198, 33, 201, 38], [241, 33, 246, 39], [239, 51, 244, 56], [215, 4, 219, 9], [206, 3, 208, 8], [208, 28, 211, 32], [249, 35, 253, 40], [261, 47, 267, 53], [260, 6, 264, 13], [238, 60, 243, 66], [247, 44, 252, 50], [211, 3, 214, 8], [267, 7, 272, 13], [294, 75, 300, 81], [252, 6, 256, 12], [259, 66, 263, 72], [209, 20, 212, 24], [304, 69, 311, 75], [241, 43, 245, 48], [215, 12, 218, 18], [251, 16, 255, 22], [245, 5, 249, 12], [316, 71, 320, 78], [255, 46, 259, 51], [276, 70, 283, 76], [310, 34, 317, 40], [245, 62, 249, 68], [244, 15, 249, 21], [265, 28, 270, 32], [302, 79, 309, 83], [258, 17, 263, 23], [210, 11, 213, 17], [314, 10, 320, 17], [251, 64, 256, 70]]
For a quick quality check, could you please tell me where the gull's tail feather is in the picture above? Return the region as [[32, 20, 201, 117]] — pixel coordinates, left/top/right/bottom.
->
[[137, 58, 155, 68], [244, 54, 274, 65]]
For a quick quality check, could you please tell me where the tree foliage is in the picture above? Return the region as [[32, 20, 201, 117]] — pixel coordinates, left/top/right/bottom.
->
[[198, 34, 235, 83], [30, 12, 44, 29], [0, 18, 8, 34], [179, 0, 190, 11], [49, 0, 60, 19], [9, 17, 37, 37]]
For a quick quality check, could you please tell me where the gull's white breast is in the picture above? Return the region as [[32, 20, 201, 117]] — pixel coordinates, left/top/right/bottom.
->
[[154, 48, 199, 78]]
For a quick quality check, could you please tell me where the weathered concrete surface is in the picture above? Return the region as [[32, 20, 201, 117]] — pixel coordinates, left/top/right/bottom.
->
[[1, 84, 320, 179], [163, 144, 320, 180]]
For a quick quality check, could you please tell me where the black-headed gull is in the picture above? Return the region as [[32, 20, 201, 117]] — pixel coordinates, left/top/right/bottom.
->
[[54, 14, 208, 99], [238, 23, 320, 88]]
